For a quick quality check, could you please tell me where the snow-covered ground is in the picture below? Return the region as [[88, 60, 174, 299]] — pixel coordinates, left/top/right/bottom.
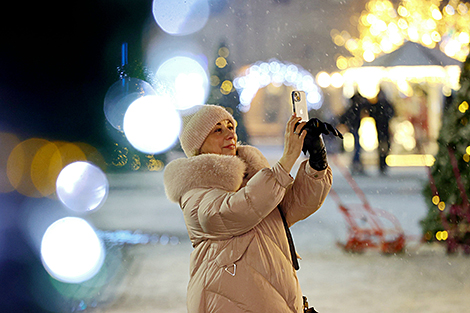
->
[[85, 148, 470, 312]]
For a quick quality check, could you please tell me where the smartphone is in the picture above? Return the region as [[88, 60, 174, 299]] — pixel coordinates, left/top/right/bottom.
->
[[291, 90, 309, 122]]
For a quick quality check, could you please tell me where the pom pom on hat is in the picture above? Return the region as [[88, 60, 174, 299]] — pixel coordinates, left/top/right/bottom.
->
[[180, 105, 236, 157]]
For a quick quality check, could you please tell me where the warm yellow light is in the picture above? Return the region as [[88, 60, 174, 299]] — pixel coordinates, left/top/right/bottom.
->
[[444, 39, 460, 57], [380, 39, 393, 53], [459, 32, 470, 44], [366, 13, 378, 25], [422, 34, 433, 46], [345, 39, 358, 52], [336, 56, 348, 70], [459, 101, 469, 113], [432, 195, 440, 205], [398, 18, 408, 30], [431, 31, 441, 42], [385, 154, 436, 167], [438, 202, 446, 211], [316, 72, 331, 88], [397, 80, 413, 97], [442, 86, 452, 97], [392, 118, 415, 149], [464, 154, 470, 163], [210, 75, 220, 86], [215, 57, 227, 68], [220, 80, 233, 95], [148, 158, 164, 171], [432, 8, 442, 20], [343, 132, 355, 152], [363, 50, 375, 62], [398, 6, 408, 17], [436, 231, 448, 241], [334, 35, 346, 46], [408, 26, 419, 41], [442, 231, 448, 240], [360, 14, 370, 26], [330, 72, 344, 88], [466, 146, 470, 155], [359, 117, 378, 152], [425, 18, 437, 30], [218, 47, 229, 58]]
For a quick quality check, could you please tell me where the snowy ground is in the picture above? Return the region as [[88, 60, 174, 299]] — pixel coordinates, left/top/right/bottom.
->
[[83, 148, 470, 312]]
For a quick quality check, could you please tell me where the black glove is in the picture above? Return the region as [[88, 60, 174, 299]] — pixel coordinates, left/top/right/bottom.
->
[[297, 118, 343, 171]]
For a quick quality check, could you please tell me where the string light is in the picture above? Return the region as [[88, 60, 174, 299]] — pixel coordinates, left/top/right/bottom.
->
[[333, 0, 470, 68], [459, 101, 469, 113], [438, 201, 446, 211], [436, 230, 449, 241], [215, 57, 227, 68], [234, 59, 322, 112]]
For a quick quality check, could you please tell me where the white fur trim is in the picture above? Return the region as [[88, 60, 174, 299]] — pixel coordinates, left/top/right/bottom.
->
[[163, 145, 270, 203]]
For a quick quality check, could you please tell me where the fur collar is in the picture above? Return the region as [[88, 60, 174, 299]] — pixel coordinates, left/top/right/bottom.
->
[[163, 145, 270, 203]]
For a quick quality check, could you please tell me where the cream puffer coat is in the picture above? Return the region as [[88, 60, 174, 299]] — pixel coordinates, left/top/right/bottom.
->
[[164, 145, 332, 313]]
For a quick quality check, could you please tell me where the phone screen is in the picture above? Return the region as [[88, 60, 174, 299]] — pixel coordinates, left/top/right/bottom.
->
[[291, 91, 309, 122]]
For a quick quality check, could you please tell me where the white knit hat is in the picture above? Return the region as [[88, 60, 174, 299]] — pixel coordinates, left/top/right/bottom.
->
[[179, 105, 236, 157]]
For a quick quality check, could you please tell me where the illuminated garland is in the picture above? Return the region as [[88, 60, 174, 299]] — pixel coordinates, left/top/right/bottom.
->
[[233, 59, 323, 112], [333, 0, 470, 69]]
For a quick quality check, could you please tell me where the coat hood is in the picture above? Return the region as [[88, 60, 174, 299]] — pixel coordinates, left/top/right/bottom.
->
[[163, 145, 271, 203]]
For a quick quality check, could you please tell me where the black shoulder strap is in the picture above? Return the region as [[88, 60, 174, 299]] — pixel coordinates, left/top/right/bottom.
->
[[278, 206, 300, 270]]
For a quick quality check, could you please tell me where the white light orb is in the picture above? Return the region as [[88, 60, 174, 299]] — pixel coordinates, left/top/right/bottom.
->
[[152, 0, 209, 36], [104, 78, 157, 130], [56, 162, 109, 212], [123, 95, 181, 154], [156, 56, 209, 110], [41, 217, 105, 283]]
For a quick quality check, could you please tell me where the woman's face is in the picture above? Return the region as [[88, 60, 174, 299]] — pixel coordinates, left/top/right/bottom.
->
[[200, 119, 237, 156]]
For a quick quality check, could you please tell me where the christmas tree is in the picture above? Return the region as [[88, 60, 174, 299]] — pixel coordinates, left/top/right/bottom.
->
[[421, 49, 470, 253], [207, 41, 249, 144], [105, 44, 165, 172]]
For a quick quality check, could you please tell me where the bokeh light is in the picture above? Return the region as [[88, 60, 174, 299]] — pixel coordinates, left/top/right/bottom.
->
[[31, 141, 64, 197], [152, 0, 209, 36], [56, 161, 109, 212], [123, 95, 181, 154], [234, 59, 323, 112], [7, 138, 51, 198], [393, 120, 416, 151], [6, 138, 104, 198], [41, 217, 105, 283], [155, 56, 209, 110], [332, 0, 470, 68], [358, 117, 379, 151], [104, 78, 157, 130], [343, 132, 355, 152]]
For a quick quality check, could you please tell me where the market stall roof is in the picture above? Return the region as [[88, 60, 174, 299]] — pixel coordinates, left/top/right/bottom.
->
[[363, 41, 461, 67]]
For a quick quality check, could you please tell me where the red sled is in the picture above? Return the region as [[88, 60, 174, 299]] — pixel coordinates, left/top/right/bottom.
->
[[330, 156, 406, 254]]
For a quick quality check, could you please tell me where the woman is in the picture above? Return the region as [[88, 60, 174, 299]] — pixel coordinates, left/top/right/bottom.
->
[[164, 104, 334, 312]]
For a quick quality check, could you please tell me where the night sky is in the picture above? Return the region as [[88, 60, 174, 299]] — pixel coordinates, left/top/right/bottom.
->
[[0, 0, 153, 146]]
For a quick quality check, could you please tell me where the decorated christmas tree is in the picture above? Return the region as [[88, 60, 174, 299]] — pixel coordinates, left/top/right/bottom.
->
[[105, 44, 165, 172], [207, 41, 249, 144], [421, 49, 470, 252]]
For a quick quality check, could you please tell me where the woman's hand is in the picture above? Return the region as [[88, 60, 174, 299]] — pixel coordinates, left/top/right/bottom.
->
[[278, 113, 307, 173]]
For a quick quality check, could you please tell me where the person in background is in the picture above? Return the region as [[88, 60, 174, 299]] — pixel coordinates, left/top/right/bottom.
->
[[339, 92, 369, 175], [369, 89, 395, 175]]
